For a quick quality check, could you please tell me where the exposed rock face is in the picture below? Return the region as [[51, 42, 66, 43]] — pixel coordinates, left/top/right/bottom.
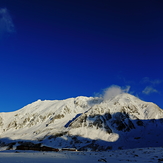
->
[[0, 116, 3, 127], [1, 93, 163, 151], [68, 94, 163, 135]]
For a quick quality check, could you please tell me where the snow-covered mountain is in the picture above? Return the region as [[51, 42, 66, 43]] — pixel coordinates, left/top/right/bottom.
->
[[0, 93, 163, 151]]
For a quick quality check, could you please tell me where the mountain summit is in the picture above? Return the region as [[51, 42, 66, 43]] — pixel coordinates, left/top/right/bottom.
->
[[0, 93, 163, 151]]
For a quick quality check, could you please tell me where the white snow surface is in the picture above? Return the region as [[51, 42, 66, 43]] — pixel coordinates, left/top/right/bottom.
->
[[0, 96, 96, 140], [1, 147, 163, 163]]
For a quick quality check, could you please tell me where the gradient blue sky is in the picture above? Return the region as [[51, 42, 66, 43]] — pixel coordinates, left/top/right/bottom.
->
[[0, 0, 163, 112]]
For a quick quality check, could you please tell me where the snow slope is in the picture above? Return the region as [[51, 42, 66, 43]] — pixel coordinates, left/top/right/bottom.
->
[[0, 93, 163, 151], [0, 96, 99, 140]]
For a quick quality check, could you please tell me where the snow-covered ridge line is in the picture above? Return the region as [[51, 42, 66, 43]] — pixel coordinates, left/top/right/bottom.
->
[[0, 93, 163, 151]]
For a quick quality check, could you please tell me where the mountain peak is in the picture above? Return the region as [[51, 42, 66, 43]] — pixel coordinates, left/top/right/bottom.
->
[[0, 94, 163, 151], [104, 93, 139, 103]]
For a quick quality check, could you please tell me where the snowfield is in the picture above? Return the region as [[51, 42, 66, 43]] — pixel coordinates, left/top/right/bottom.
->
[[1, 147, 163, 163]]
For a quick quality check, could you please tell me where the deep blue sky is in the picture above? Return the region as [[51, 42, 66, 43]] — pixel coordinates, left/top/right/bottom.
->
[[0, 0, 163, 112]]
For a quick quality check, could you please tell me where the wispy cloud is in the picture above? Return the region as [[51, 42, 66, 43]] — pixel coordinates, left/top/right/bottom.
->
[[142, 86, 158, 95], [141, 77, 162, 95], [0, 8, 15, 39], [141, 77, 162, 85], [103, 85, 130, 101]]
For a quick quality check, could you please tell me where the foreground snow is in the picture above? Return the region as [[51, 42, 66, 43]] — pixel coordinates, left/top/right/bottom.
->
[[1, 147, 163, 163]]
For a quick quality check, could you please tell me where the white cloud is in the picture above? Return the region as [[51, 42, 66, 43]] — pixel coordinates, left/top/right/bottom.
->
[[142, 86, 158, 95], [0, 8, 15, 38], [103, 85, 130, 101]]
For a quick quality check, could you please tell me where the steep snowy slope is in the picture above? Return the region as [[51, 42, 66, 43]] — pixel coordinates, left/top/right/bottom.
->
[[0, 93, 163, 151], [0, 96, 101, 140]]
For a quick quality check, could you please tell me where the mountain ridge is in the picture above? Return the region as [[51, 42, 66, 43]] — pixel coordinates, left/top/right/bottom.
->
[[0, 93, 163, 151]]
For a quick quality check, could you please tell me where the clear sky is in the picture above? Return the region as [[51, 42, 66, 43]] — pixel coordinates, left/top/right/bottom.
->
[[0, 0, 163, 112]]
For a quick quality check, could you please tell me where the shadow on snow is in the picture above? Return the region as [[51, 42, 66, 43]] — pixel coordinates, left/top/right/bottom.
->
[[1, 112, 163, 151]]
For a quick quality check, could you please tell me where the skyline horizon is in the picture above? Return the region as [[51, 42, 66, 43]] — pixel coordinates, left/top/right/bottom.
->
[[1, 84, 163, 113]]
